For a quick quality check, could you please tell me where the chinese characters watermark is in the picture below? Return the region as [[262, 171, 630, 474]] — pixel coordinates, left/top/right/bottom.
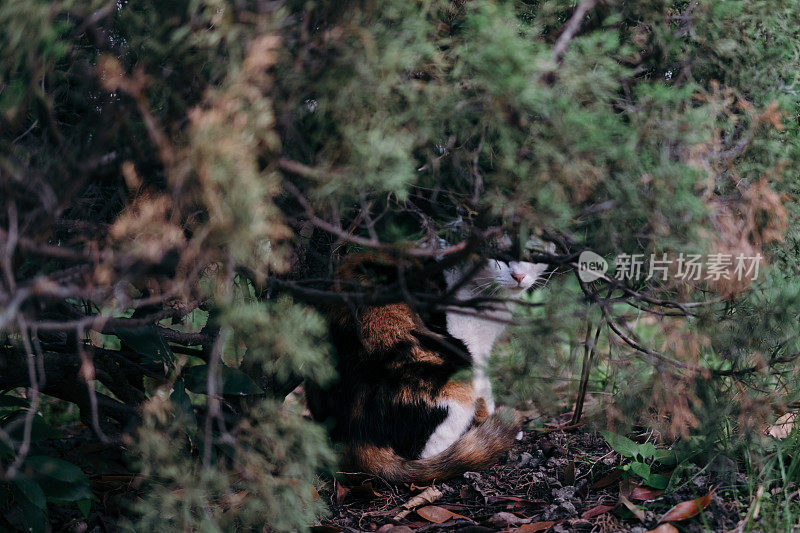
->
[[578, 251, 762, 283]]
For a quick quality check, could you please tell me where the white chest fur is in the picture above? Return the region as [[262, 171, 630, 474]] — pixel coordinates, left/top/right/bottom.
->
[[417, 257, 545, 456]]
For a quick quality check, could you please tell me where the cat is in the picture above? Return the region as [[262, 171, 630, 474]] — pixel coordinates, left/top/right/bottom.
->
[[306, 246, 550, 483]]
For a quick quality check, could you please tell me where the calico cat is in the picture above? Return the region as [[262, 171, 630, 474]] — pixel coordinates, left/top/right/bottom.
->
[[306, 249, 549, 483]]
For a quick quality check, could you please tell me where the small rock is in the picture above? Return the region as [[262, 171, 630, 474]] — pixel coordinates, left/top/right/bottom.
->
[[559, 500, 577, 515], [542, 504, 559, 521], [518, 452, 534, 467], [553, 486, 575, 502]]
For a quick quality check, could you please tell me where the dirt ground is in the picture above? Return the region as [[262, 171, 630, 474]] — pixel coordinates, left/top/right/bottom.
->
[[316, 419, 742, 533], [27, 415, 744, 532]]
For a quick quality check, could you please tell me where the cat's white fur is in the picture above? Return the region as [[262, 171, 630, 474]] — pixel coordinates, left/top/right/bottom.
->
[[445, 259, 548, 412], [418, 256, 549, 458]]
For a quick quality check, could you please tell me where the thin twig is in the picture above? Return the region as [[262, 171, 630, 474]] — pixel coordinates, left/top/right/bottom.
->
[[552, 0, 598, 63], [571, 317, 603, 425], [6, 317, 42, 478]]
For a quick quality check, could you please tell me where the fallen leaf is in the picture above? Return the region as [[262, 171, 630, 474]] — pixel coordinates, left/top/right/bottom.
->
[[767, 412, 796, 439], [659, 489, 714, 522], [487, 511, 530, 528], [310, 526, 341, 533], [590, 470, 622, 489], [619, 493, 646, 522], [402, 486, 443, 509], [417, 505, 467, 524], [487, 495, 547, 508], [564, 460, 576, 485], [393, 486, 443, 521], [376, 527, 413, 533], [349, 482, 380, 500], [581, 504, 615, 519], [513, 521, 555, 532], [334, 481, 349, 505], [630, 487, 665, 501], [646, 524, 679, 533]]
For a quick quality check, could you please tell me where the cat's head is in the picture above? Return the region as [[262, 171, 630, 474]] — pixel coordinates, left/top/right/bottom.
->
[[473, 258, 549, 295], [448, 235, 554, 297]]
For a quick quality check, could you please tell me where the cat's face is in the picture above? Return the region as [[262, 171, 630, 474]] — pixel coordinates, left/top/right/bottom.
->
[[441, 232, 553, 297], [472, 259, 549, 296]]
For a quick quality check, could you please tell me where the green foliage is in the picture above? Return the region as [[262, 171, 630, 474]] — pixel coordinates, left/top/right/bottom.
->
[[130, 398, 333, 533], [600, 430, 675, 489], [4, 0, 800, 529], [0, 414, 92, 532], [182, 364, 264, 396]]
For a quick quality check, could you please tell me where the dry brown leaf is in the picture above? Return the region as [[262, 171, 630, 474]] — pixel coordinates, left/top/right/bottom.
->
[[590, 470, 622, 489], [349, 482, 380, 500], [630, 487, 665, 501], [581, 504, 615, 519], [487, 511, 530, 528], [402, 486, 443, 509], [619, 494, 646, 522], [376, 526, 413, 533], [416, 505, 466, 524], [659, 489, 714, 522], [334, 481, 349, 505], [564, 460, 576, 485], [646, 524, 679, 533], [393, 486, 443, 521], [767, 412, 796, 439], [487, 495, 547, 508], [513, 521, 555, 532]]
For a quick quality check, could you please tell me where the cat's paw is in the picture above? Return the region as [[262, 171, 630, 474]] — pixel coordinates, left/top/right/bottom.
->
[[473, 397, 489, 425], [516, 431, 523, 440]]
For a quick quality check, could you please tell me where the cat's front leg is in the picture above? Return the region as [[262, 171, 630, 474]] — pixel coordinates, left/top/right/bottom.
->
[[473, 371, 496, 414]]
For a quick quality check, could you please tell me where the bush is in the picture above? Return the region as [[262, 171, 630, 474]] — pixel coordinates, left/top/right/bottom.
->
[[2, 0, 800, 530]]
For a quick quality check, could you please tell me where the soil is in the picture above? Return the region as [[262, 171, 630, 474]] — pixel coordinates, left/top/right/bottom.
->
[[16, 417, 745, 532], [316, 420, 742, 533]]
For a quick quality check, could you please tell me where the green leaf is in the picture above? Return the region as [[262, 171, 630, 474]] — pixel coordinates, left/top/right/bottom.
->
[[116, 326, 174, 366], [11, 474, 46, 510], [0, 437, 13, 459], [183, 364, 264, 396], [0, 394, 29, 409], [2, 411, 59, 443], [37, 478, 94, 504], [637, 442, 657, 459], [11, 475, 47, 533], [653, 449, 677, 466], [0, 483, 9, 508], [629, 461, 651, 480], [26, 456, 86, 483], [645, 473, 670, 490], [170, 380, 194, 416], [77, 498, 91, 518], [599, 430, 640, 458]]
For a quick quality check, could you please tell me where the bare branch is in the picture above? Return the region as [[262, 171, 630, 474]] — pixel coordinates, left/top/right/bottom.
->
[[552, 0, 597, 63]]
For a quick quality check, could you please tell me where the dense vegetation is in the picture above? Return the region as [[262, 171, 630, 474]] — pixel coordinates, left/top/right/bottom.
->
[[2, 0, 800, 530]]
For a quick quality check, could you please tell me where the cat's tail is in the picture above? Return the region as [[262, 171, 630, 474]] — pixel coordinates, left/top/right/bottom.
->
[[348, 408, 521, 484]]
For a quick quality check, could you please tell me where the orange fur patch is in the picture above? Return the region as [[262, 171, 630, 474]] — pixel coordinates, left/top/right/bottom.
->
[[360, 304, 416, 351], [438, 381, 475, 405]]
